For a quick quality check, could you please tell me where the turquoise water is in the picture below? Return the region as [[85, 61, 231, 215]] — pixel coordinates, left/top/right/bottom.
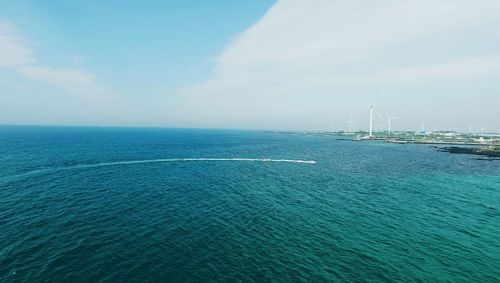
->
[[1, 126, 499, 282]]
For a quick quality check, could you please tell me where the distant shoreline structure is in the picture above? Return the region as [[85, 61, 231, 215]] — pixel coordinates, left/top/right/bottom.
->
[[270, 130, 500, 146], [269, 130, 500, 160]]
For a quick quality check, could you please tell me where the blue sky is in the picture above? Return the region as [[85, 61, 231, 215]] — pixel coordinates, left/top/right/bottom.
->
[[0, 0, 274, 94], [1, 0, 499, 132]]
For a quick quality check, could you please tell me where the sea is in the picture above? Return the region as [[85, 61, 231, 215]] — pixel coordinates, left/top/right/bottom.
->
[[0, 126, 499, 282]]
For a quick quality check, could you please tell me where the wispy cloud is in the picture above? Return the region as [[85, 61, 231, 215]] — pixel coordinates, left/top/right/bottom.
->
[[178, 0, 500, 130], [0, 21, 35, 67], [0, 20, 106, 95]]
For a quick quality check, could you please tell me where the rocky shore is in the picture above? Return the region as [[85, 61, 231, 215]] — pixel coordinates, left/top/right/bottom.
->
[[440, 146, 500, 159]]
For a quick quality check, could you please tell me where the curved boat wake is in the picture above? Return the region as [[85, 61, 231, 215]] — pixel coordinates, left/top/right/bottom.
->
[[74, 158, 316, 169], [1, 158, 316, 184]]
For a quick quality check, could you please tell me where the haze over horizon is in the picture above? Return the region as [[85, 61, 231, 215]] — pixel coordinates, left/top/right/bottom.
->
[[1, 0, 499, 132]]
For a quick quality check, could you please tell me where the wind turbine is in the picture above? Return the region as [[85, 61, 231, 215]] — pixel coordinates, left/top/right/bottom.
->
[[385, 113, 397, 135], [366, 90, 381, 138], [368, 105, 374, 137], [481, 125, 485, 136], [420, 123, 425, 133], [345, 114, 355, 133], [376, 123, 385, 132], [432, 125, 438, 133]]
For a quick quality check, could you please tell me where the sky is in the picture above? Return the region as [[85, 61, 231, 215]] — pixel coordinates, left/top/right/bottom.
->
[[0, 0, 499, 132]]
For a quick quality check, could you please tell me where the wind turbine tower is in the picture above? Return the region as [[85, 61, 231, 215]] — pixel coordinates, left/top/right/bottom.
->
[[345, 115, 355, 133], [369, 105, 374, 137], [386, 113, 397, 135]]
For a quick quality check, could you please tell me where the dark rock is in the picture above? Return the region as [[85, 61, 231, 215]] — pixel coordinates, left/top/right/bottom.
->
[[440, 146, 500, 159]]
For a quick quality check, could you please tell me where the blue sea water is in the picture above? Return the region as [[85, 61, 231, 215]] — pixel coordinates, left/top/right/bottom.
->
[[0, 126, 499, 282]]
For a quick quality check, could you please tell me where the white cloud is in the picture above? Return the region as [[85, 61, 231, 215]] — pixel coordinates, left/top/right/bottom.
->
[[0, 21, 35, 67], [0, 78, 27, 92], [365, 56, 500, 85], [179, 0, 500, 130], [17, 66, 107, 94], [209, 0, 500, 79], [0, 20, 106, 95], [70, 54, 91, 63]]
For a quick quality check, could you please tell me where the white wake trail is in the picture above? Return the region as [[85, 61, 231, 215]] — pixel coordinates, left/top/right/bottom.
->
[[70, 158, 316, 169], [1, 158, 316, 184]]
